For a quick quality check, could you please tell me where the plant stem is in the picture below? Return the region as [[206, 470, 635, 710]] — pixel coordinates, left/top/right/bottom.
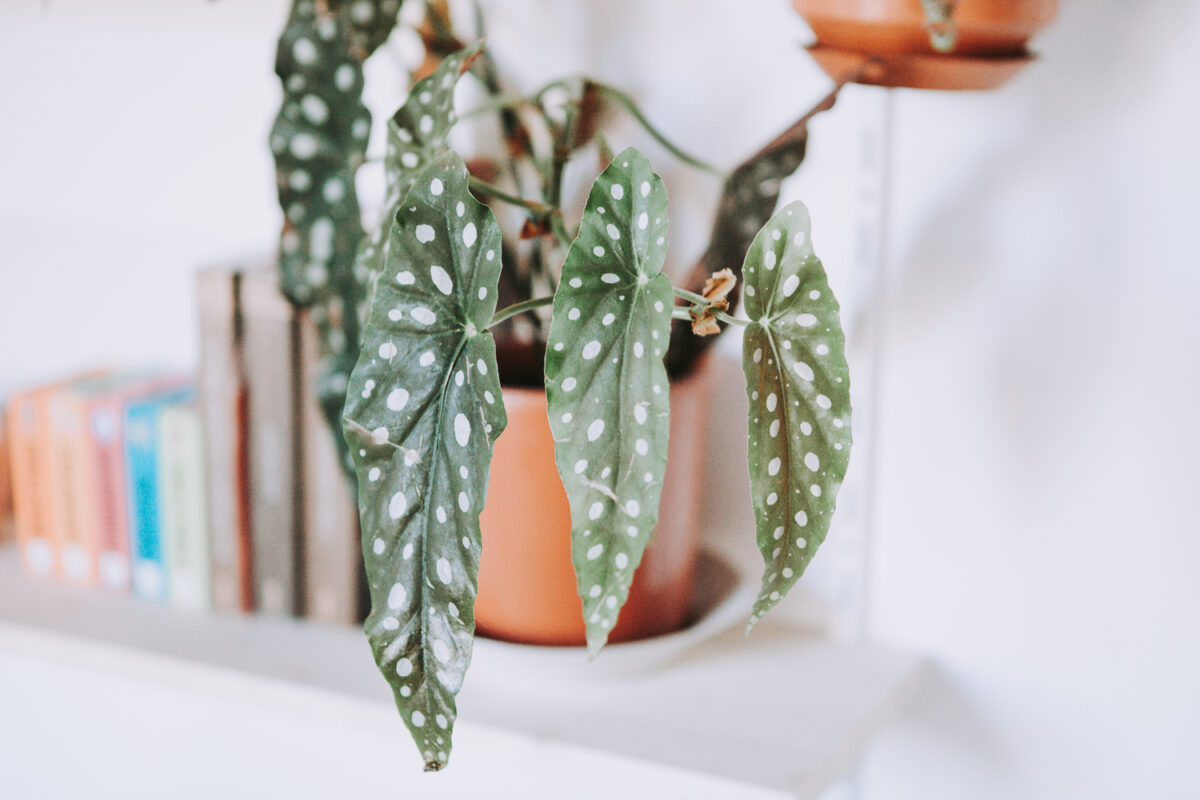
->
[[672, 287, 710, 307], [488, 295, 554, 328], [590, 81, 725, 177], [712, 310, 746, 327], [671, 307, 747, 327], [546, 93, 579, 211], [549, 212, 573, 251], [468, 177, 553, 216], [459, 94, 533, 120]]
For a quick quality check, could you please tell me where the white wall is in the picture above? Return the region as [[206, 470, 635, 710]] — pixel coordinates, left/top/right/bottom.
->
[[859, 2, 1200, 798], [2, 1, 1198, 797], [0, 0, 288, 393]]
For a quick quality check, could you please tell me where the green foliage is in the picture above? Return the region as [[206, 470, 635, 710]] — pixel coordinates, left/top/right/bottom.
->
[[740, 201, 852, 629], [921, 0, 960, 52], [354, 42, 484, 317], [270, 0, 403, 459], [263, 5, 857, 766], [544, 149, 674, 654], [343, 152, 506, 772], [665, 101, 814, 375]]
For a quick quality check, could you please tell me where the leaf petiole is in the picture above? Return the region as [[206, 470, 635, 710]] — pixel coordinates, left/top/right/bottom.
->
[[672, 287, 710, 307], [589, 81, 725, 178], [488, 295, 554, 328], [468, 177, 554, 216]]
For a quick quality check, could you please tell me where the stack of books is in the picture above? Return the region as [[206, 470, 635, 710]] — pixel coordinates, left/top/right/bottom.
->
[[2, 267, 365, 625]]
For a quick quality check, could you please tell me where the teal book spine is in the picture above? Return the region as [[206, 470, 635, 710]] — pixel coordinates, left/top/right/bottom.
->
[[124, 386, 192, 601]]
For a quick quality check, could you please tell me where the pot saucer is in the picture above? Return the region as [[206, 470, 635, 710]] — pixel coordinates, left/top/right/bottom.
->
[[805, 43, 1036, 91], [470, 550, 758, 682]]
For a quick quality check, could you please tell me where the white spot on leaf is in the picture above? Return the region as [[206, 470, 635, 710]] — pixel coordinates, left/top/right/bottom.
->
[[389, 492, 407, 519], [454, 414, 471, 447], [387, 388, 409, 410], [430, 265, 453, 295]]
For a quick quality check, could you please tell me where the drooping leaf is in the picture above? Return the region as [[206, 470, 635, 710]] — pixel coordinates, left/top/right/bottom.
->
[[665, 87, 846, 376], [342, 151, 506, 771], [270, 0, 403, 467], [354, 41, 484, 310], [271, 0, 402, 307], [544, 147, 674, 655], [740, 201, 852, 630]]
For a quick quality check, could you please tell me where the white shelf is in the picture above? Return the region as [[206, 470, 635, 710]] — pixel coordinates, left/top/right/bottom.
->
[[0, 546, 922, 798]]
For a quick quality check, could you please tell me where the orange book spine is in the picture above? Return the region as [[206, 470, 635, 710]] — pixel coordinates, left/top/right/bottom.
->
[[7, 388, 58, 577], [0, 405, 13, 540], [37, 389, 73, 579], [50, 391, 102, 585]]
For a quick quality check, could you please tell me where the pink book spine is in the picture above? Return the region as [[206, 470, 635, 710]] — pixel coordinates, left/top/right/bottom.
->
[[89, 396, 132, 591]]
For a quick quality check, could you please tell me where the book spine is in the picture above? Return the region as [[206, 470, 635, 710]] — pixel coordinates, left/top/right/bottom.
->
[[89, 396, 132, 590], [125, 400, 167, 601], [299, 310, 362, 625], [159, 404, 212, 612], [241, 270, 303, 616], [6, 391, 57, 577], [49, 391, 100, 584], [0, 402, 12, 539], [197, 268, 254, 613]]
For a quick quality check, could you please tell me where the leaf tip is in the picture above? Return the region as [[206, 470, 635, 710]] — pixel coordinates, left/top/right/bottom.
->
[[585, 635, 609, 660]]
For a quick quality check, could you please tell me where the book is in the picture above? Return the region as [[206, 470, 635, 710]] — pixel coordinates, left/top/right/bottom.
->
[[158, 401, 212, 612], [197, 267, 254, 613], [45, 387, 94, 583], [298, 310, 364, 625], [240, 269, 303, 616], [125, 385, 193, 602], [6, 373, 101, 578], [46, 374, 135, 585], [0, 403, 13, 541], [84, 373, 185, 591]]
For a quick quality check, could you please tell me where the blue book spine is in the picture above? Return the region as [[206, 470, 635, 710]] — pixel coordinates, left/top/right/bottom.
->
[[124, 386, 191, 601]]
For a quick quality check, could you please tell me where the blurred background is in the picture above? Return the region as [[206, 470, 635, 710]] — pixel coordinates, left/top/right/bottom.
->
[[2, 1, 1198, 798]]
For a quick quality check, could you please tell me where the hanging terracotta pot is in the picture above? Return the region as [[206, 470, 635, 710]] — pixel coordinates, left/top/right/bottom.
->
[[793, 0, 1060, 91], [474, 358, 713, 647]]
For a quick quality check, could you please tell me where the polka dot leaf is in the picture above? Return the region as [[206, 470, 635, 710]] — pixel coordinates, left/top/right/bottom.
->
[[271, 0, 402, 308], [544, 147, 674, 656], [355, 41, 483, 315], [740, 200, 852, 631], [666, 107, 811, 373], [342, 151, 506, 772], [270, 0, 402, 460]]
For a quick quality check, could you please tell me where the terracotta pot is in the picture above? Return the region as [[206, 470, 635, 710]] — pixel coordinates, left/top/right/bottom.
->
[[475, 361, 712, 646], [793, 0, 1059, 90]]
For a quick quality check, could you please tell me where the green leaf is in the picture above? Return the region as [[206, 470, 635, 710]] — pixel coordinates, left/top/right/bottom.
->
[[270, 0, 403, 468], [355, 41, 483, 304], [342, 151, 506, 771], [740, 201, 852, 630], [544, 147, 674, 655], [666, 106, 815, 375], [271, 0, 402, 308]]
